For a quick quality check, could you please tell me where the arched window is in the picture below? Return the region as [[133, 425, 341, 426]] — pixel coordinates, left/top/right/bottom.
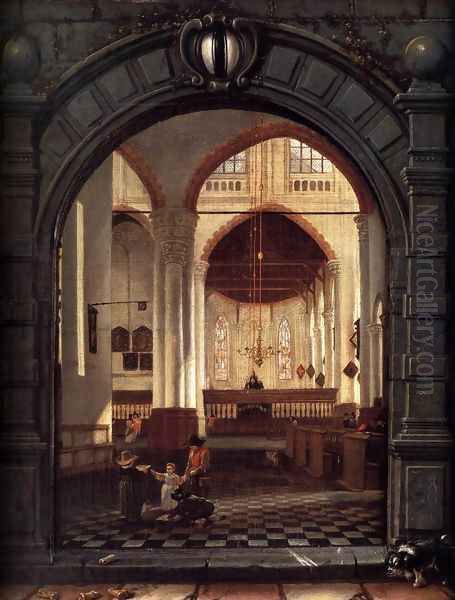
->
[[132, 326, 153, 352], [325, 181, 331, 191], [289, 139, 333, 173], [294, 180, 301, 191], [214, 151, 247, 174], [278, 318, 292, 380], [206, 181, 212, 191], [235, 180, 241, 191], [215, 316, 228, 381]]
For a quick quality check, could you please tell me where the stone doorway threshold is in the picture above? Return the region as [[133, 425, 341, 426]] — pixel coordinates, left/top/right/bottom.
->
[[2, 546, 387, 585]]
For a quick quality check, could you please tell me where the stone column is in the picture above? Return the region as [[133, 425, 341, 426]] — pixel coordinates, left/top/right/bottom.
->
[[194, 260, 209, 435], [327, 260, 342, 395], [183, 238, 196, 410], [152, 241, 165, 408], [149, 208, 198, 450], [312, 326, 322, 384], [354, 215, 372, 407], [393, 36, 453, 540], [367, 323, 382, 403], [323, 309, 335, 387]]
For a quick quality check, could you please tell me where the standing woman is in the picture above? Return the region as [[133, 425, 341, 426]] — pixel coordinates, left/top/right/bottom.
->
[[116, 450, 142, 522]]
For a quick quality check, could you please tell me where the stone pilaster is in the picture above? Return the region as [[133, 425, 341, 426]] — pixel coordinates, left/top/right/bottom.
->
[[194, 260, 209, 435], [354, 214, 372, 407], [392, 36, 453, 539], [367, 323, 383, 403], [0, 33, 48, 560]]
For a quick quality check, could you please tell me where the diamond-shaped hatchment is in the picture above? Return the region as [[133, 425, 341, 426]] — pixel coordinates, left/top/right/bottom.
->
[[343, 360, 359, 378], [296, 364, 305, 379], [307, 364, 315, 378], [316, 372, 325, 387]]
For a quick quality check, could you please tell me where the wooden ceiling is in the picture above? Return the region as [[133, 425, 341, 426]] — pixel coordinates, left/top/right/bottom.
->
[[206, 214, 327, 303]]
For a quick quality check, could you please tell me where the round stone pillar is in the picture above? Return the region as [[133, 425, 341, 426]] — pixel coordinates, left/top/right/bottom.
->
[[149, 208, 198, 450], [327, 260, 342, 396], [323, 309, 335, 387], [152, 243, 165, 408], [354, 215, 372, 407], [194, 260, 209, 435]]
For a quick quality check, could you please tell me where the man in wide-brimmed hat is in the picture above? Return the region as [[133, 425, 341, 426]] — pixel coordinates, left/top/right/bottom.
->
[[183, 434, 209, 496], [116, 450, 142, 521]]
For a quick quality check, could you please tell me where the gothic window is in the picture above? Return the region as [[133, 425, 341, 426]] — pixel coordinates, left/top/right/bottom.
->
[[112, 326, 130, 352], [214, 151, 247, 174], [132, 326, 153, 352], [289, 139, 333, 173], [278, 318, 292, 380], [214, 316, 228, 381]]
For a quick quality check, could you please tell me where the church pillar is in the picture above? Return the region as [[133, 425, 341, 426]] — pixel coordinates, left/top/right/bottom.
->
[[152, 243, 165, 408], [149, 208, 198, 450], [312, 326, 322, 385], [194, 260, 209, 435], [183, 238, 196, 410], [327, 260, 342, 398], [323, 309, 335, 387], [354, 215, 372, 407]]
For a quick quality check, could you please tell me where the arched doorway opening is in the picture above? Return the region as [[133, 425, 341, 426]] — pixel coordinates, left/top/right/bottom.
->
[[56, 115, 389, 552], [28, 21, 452, 565]]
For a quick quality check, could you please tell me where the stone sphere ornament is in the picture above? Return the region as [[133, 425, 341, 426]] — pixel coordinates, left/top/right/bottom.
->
[[200, 24, 241, 78], [1, 33, 40, 93], [404, 36, 448, 82], [180, 13, 258, 91]]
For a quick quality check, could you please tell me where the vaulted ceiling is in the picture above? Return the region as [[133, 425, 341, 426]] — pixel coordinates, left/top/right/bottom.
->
[[206, 214, 327, 304]]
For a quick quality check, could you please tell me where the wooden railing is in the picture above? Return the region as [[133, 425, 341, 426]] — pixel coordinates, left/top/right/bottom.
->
[[203, 389, 337, 420]]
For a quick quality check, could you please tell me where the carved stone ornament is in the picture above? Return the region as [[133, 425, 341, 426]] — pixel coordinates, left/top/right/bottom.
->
[[179, 12, 258, 91]]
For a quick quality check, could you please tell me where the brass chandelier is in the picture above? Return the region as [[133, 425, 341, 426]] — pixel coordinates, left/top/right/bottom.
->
[[238, 131, 275, 368]]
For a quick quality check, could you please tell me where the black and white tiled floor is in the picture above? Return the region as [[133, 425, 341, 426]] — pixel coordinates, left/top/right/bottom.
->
[[62, 488, 385, 550]]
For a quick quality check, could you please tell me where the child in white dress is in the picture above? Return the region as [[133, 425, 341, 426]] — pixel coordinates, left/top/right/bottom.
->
[[150, 463, 181, 511]]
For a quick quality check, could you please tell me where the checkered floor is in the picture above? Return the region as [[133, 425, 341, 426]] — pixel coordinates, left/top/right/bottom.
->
[[62, 488, 385, 550]]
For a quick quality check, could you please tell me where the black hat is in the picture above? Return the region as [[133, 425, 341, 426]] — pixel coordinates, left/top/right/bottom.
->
[[187, 434, 205, 447]]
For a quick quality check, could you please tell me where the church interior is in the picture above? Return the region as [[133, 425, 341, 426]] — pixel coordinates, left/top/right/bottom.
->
[[56, 110, 388, 552]]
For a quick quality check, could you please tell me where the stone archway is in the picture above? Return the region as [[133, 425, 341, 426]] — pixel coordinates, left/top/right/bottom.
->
[[2, 19, 452, 564]]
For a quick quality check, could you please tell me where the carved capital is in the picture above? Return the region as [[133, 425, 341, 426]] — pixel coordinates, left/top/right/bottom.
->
[[194, 260, 210, 282], [367, 323, 382, 336], [161, 240, 189, 266], [326, 259, 341, 277], [354, 214, 369, 241]]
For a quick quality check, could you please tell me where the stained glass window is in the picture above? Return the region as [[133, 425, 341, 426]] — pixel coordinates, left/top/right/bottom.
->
[[215, 316, 228, 381], [289, 139, 333, 173], [278, 318, 292, 380], [214, 151, 247, 174]]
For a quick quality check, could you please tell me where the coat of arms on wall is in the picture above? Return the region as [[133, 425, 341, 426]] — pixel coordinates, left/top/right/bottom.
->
[[343, 360, 359, 378], [315, 372, 325, 387], [306, 364, 315, 378], [296, 364, 305, 379]]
